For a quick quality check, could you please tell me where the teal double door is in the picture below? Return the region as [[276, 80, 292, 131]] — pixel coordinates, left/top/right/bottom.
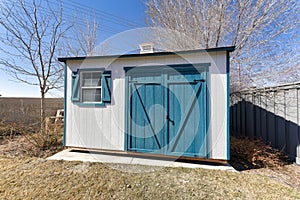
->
[[125, 65, 209, 158]]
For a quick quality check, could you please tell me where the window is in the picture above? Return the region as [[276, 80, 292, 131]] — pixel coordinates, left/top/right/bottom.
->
[[81, 71, 102, 103], [71, 69, 111, 106]]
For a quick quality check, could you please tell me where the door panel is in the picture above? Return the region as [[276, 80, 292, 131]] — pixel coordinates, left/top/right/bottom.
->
[[167, 72, 207, 157], [128, 74, 165, 153], [126, 66, 208, 158]]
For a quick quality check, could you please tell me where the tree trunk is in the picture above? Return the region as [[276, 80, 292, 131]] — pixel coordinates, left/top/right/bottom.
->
[[40, 92, 46, 132]]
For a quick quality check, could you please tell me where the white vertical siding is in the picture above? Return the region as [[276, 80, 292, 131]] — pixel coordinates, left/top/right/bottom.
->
[[209, 74, 228, 159], [66, 64, 125, 150], [209, 52, 229, 159]]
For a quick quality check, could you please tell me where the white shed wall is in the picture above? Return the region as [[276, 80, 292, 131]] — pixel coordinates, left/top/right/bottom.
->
[[65, 51, 229, 159]]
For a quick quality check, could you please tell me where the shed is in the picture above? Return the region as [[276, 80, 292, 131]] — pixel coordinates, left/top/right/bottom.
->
[[58, 46, 235, 162]]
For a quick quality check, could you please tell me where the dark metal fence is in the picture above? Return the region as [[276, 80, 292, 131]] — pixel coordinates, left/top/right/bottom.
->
[[230, 82, 300, 163]]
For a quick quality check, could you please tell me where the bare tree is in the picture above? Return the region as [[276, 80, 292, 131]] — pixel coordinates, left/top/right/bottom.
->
[[0, 0, 72, 126], [65, 16, 99, 56], [147, 0, 300, 91]]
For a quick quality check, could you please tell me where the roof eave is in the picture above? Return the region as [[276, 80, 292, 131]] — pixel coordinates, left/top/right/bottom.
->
[[58, 46, 235, 63]]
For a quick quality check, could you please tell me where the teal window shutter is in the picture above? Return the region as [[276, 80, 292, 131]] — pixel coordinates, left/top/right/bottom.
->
[[102, 71, 111, 102], [71, 71, 80, 102]]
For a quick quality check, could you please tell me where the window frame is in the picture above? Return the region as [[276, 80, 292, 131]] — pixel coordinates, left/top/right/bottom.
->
[[71, 68, 111, 107], [80, 70, 102, 104]]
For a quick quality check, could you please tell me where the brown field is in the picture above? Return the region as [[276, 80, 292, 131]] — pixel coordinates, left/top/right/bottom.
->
[[0, 123, 300, 199]]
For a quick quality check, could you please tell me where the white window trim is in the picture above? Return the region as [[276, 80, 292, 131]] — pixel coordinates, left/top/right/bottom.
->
[[80, 71, 102, 103]]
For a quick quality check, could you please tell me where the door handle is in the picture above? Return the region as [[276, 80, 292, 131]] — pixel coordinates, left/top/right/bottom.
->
[[193, 79, 205, 83], [166, 115, 175, 125]]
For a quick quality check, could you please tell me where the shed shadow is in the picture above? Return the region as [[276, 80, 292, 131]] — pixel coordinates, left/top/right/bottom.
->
[[230, 99, 299, 171]]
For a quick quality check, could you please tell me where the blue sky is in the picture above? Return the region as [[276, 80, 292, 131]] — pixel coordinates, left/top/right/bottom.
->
[[0, 0, 147, 97]]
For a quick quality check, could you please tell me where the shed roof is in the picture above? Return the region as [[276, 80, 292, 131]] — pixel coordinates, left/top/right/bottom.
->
[[58, 46, 235, 62]]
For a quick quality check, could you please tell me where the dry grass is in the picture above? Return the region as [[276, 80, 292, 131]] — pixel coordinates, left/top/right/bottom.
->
[[0, 121, 24, 138], [245, 164, 300, 190], [229, 137, 300, 192], [230, 137, 291, 170], [0, 121, 63, 158], [1, 123, 300, 199], [0, 155, 299, 200]]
